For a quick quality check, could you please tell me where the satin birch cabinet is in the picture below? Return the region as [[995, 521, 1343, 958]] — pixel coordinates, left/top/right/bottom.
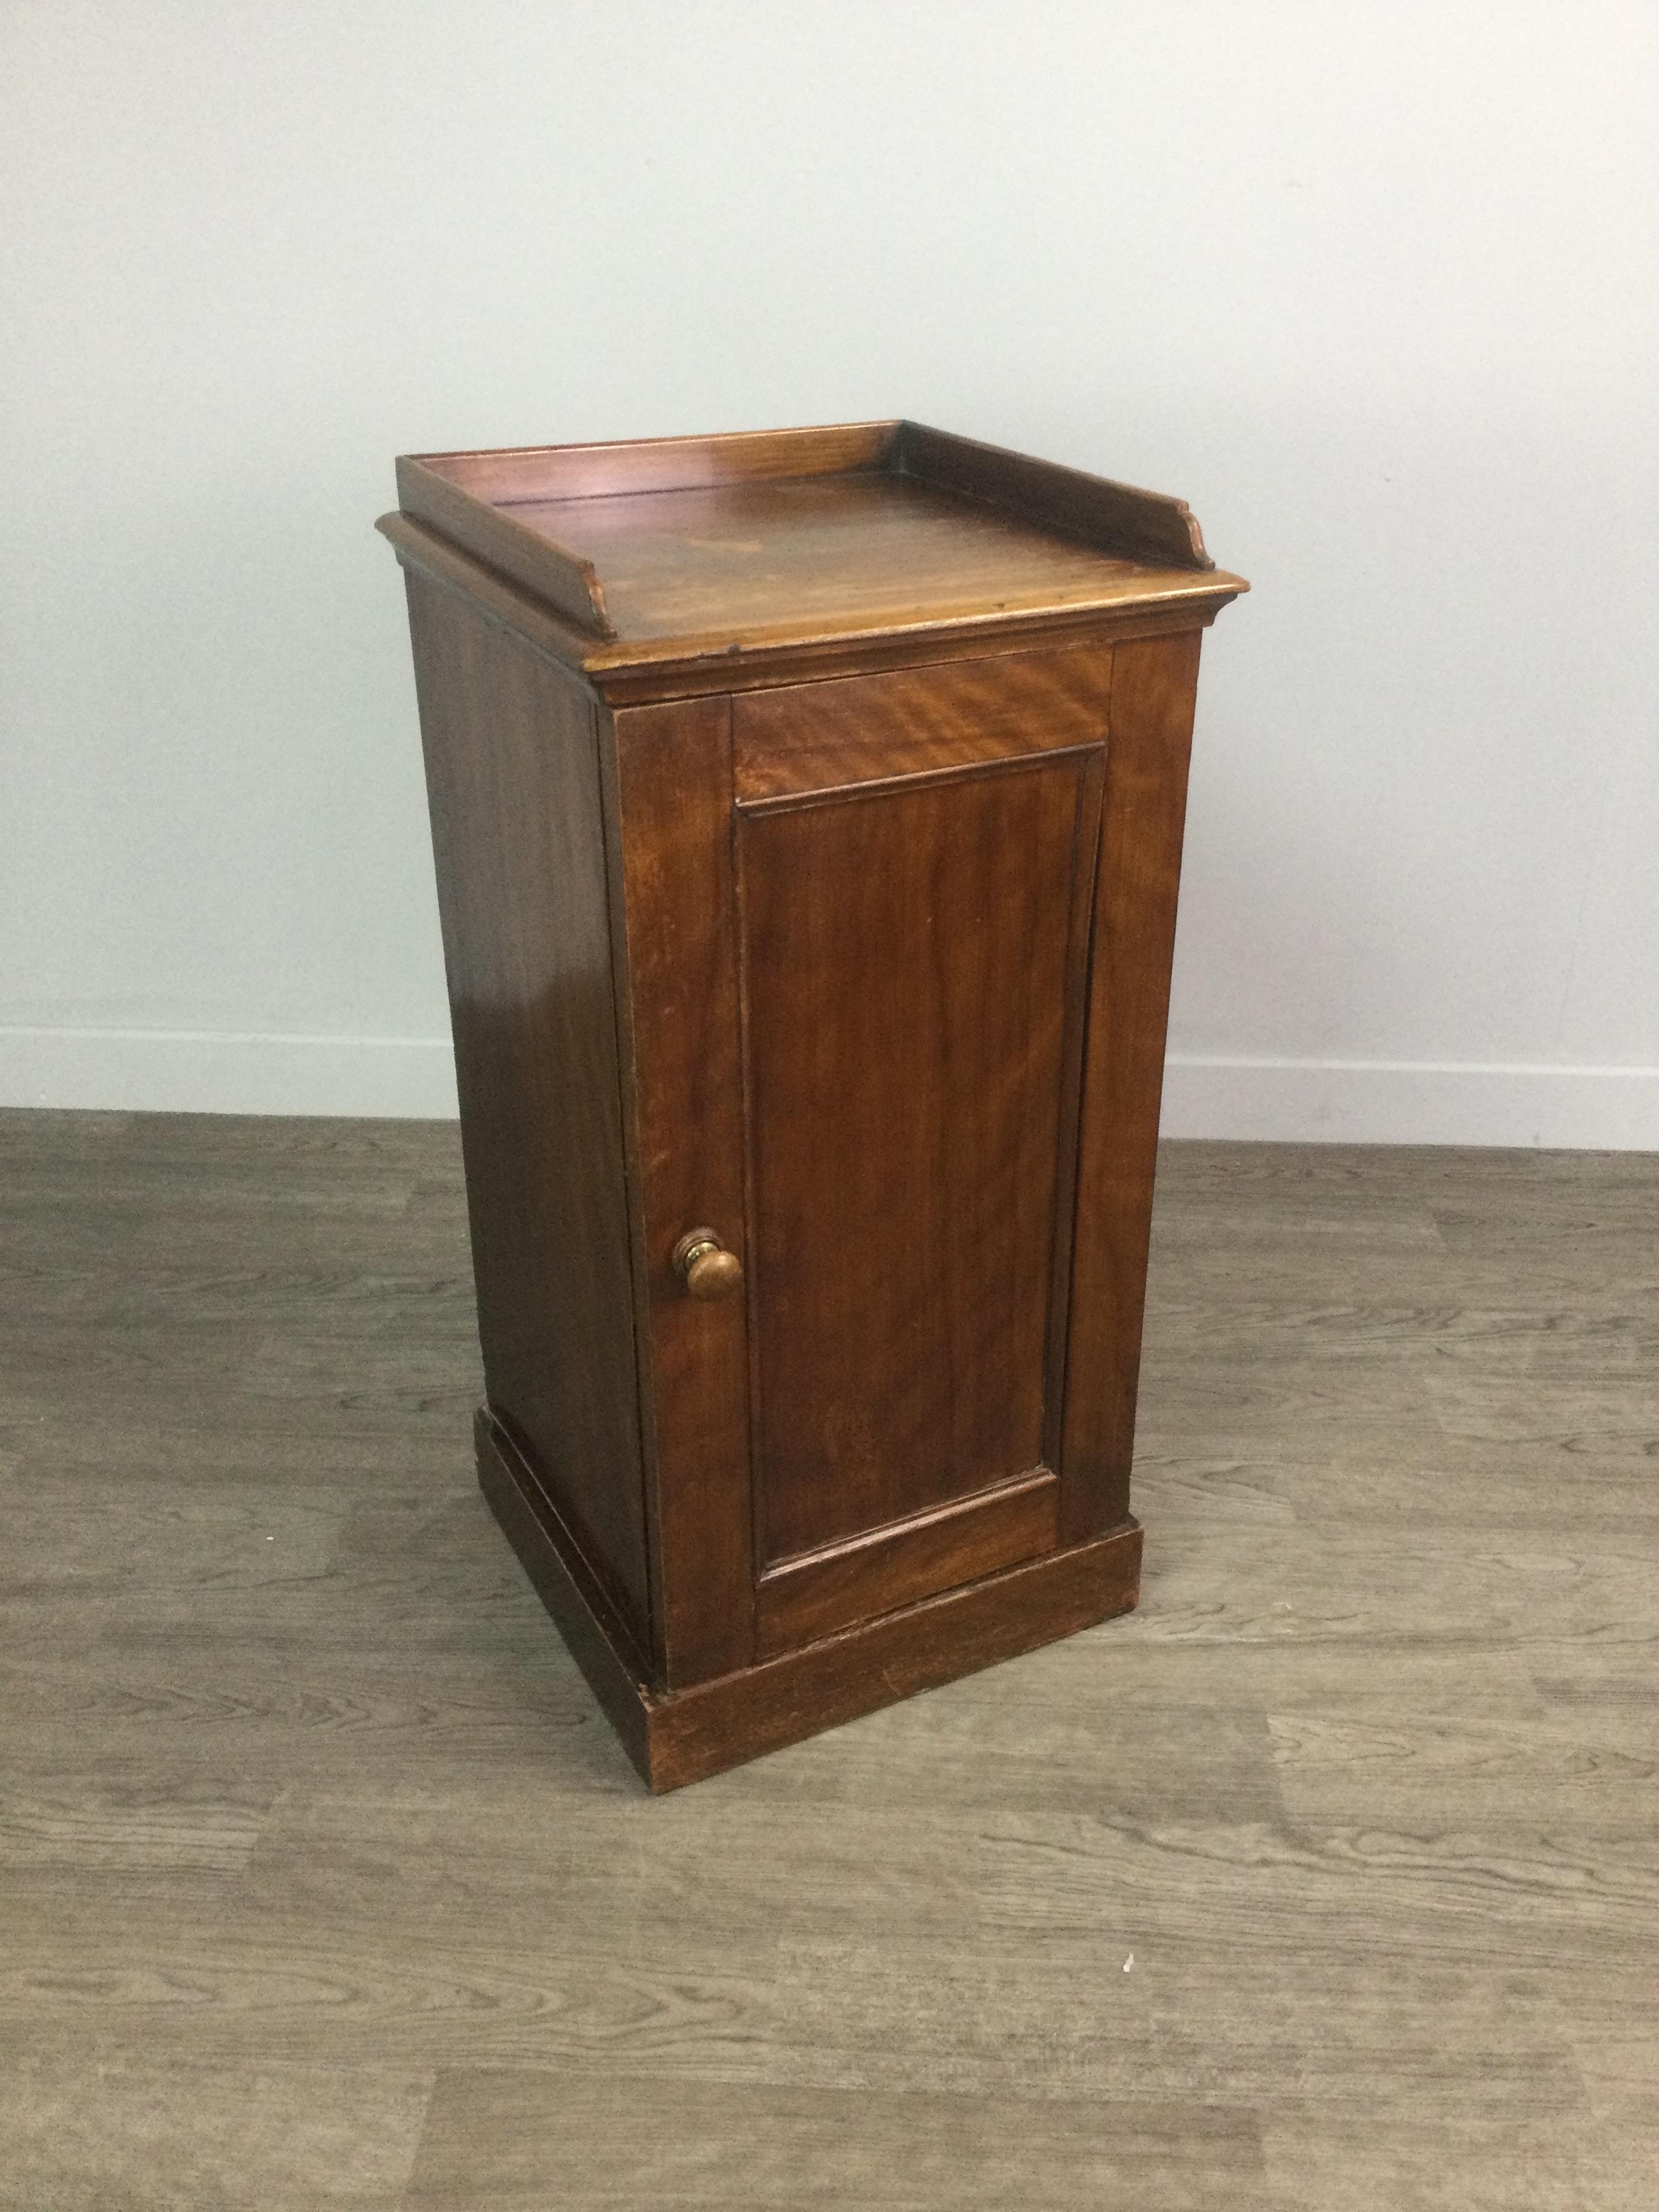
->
[[378, 420, 1246, 1788]]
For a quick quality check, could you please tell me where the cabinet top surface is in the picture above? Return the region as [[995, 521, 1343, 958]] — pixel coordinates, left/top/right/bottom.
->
[[381, 419, 1246, 681]]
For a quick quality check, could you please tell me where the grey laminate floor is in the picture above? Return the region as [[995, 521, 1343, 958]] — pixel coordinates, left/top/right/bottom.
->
[[2, 1111, 1655, 2210]]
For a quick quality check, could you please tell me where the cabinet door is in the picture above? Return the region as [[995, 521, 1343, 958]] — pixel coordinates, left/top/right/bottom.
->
[[615, 640, 1193, 1681]]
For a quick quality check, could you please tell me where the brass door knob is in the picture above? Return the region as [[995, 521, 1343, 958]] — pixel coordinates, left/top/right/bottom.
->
[[671, 1227, 743, 1301]]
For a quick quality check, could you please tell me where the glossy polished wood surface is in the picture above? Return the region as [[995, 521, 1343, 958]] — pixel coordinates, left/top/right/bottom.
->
[[605, 665, 1139, 1696], [411, 417, 902, 515], [1062, 630, 1206, 1542], [753, 1466, 1061, 1661], [401, 571, 651, 1648], [505, 471, 1189, 644], [730, 635, 1120, 797], [5, 1111, 1654, 2209], [383, 419, 1246, 689], [386, 422, 1244, 1772], [739, 748, 1098, 1565], [481, 1412, 1137, 1788], [609, 694, 755, 1689]]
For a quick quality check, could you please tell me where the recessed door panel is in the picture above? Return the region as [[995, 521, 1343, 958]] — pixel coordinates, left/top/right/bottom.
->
[[736, 743, 1105, 1582]]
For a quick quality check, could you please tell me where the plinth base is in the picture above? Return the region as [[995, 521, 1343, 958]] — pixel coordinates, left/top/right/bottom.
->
[[475, 1407, 1143, 1792]]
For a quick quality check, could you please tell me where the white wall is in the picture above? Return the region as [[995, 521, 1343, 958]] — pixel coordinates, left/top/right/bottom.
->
[[3, 0, 1655, 1143]]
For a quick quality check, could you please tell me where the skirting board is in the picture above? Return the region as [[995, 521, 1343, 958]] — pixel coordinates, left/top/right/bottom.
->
[[0, 1025, 459, 1118], [1160, 1055, 1659, 1149], [3, 1027, 1657, 1147]]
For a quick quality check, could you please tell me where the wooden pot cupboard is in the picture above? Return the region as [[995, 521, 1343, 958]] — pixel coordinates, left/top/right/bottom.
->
[[378, 420, 1246, 1790]]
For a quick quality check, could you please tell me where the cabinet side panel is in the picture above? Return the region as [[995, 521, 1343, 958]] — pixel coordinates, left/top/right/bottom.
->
[[1061, 628, 1203, 1540], [402, 570, 651, 1642]]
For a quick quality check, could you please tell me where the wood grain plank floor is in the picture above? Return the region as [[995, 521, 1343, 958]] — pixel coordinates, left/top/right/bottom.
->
[[1, 1111, 1654, 2209]]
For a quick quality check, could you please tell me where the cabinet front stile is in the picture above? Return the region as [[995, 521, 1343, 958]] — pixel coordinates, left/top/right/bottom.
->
[[609, 694, 756, 1689]]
